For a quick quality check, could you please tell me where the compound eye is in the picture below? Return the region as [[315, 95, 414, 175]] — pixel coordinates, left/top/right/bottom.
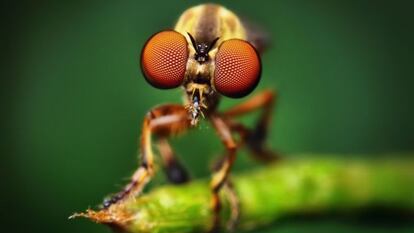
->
[[214, 39, 261, 98], [141, 30, 188, 89]]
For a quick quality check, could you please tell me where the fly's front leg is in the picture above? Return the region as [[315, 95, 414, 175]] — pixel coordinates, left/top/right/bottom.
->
[[103, 104, 191, 208], [223, 89, 279, 162], [102, 114, 154, 208], [209, 115, 238, 232]]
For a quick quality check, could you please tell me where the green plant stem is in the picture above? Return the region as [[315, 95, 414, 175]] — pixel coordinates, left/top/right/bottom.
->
[[73, 155, 414, 233]]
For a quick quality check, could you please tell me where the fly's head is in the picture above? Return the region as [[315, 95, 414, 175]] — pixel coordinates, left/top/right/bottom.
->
[[140, 30, 262, 126], [183, 33, 218, 125]]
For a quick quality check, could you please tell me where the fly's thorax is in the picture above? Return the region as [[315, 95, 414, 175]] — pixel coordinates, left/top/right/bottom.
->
[[174, 4, 247, 44]]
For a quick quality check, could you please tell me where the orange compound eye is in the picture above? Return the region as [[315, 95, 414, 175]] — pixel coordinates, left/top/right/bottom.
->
[[141, 30, 188, 89], [214, 39, 261, 98]]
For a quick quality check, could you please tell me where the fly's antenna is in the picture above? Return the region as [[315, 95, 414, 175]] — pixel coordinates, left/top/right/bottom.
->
[[187, 32, 198, 53], [208, 37, 220, 51]]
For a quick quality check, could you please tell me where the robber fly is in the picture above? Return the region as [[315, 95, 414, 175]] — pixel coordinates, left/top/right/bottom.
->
[[103, 3, 278, 231]]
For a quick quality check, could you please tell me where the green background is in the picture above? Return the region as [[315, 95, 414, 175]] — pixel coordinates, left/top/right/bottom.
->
[[3, 0, 413, 233]]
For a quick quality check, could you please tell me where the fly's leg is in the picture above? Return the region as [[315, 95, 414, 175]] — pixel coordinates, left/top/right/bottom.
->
[[102, 113, 154, 208], [156, 138, 190, 184], [223, 179, 239, 231], [222, 89, 279, 162], [103, 104, 191, 208], [210, 159, 239, 232], [209, 115, 238, 232]]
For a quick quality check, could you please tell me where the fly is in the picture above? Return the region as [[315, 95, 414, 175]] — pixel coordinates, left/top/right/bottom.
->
[[102, 3, 278, 231]]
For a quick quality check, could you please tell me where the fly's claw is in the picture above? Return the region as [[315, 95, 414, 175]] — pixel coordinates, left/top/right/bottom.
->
[[101, 192, 125, 209]]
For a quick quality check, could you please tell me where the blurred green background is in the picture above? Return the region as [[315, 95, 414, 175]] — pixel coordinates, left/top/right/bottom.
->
[[3, 0, 413, 233]]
